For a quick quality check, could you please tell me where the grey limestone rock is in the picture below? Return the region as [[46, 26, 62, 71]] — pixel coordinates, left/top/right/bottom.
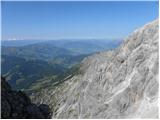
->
[[31, 19, 159, 119]]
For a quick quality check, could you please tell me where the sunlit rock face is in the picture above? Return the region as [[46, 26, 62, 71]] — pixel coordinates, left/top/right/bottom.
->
[[31, 19, 159, 119]]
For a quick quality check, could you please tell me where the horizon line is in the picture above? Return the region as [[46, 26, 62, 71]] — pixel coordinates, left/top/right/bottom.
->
[[1, 38, 124, 41]]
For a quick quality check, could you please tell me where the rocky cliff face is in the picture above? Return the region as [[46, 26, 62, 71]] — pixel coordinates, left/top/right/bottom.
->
[[1, 77, 52, 119], [30, 19, 159, 118]]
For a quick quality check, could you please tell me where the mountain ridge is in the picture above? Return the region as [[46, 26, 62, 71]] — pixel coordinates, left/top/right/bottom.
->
[[30, 19, 159, 118]]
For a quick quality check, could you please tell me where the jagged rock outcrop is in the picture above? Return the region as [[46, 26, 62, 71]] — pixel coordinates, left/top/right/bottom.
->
[[30, 19, 159, 118], [1, 77, 52, 119]]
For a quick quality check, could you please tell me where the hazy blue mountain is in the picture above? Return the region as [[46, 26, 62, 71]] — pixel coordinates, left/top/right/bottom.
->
[[1, 44, 73, 61], [47, 39, 122, 54], [2, 39, 122, 55], [1, 40, 47, 47], [2, 39, 121, 65]]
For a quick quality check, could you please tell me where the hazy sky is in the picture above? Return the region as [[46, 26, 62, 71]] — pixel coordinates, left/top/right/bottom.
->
[[2, 1, 158, 40]]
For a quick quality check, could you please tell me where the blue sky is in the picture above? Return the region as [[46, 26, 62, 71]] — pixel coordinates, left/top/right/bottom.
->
[[2, 1, 159, 40]]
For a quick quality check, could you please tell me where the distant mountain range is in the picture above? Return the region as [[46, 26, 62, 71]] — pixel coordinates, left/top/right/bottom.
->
[[1, 39, 122, 90], [2, 40, 47, 47]]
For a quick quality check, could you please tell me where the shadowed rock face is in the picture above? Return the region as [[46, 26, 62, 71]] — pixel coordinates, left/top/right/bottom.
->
[[30, 19, 159, 118], [1, 77, 52, 119]]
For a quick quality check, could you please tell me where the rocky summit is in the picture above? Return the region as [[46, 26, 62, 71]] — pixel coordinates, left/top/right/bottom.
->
[[1, 77, 52, 119], [30, 19, 159, 118]]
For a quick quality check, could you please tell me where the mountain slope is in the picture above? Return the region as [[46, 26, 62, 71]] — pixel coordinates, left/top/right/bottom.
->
[[30, 19, 159, 118], [1, 55, 66, 90], [1, 77, 51, 118], [1, 44, 73, 61], [1, 39, 121, 67], [1, 39, 121, 90]]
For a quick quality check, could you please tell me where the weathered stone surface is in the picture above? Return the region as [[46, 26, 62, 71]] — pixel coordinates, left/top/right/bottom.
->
[[1, 77, 52, 119], [31, 19, 159, 118]]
